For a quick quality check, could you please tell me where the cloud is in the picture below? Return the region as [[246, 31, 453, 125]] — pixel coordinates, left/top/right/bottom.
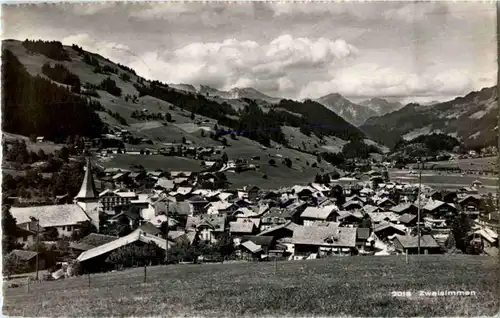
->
[[299, 63, 478, 100], [128, 35, 357, 93], [71, 3, 116, 16]]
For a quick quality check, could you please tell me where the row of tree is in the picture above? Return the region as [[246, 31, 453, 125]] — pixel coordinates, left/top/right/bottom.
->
[[23, 39, 70, 61]]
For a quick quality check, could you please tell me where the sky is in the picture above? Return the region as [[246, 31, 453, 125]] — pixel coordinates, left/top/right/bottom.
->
[[2, 1, 497, 104]]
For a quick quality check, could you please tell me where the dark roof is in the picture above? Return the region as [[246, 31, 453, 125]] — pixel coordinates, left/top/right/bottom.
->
[[241, 235, 274, 247], [9, 249, 38, 261], [356, 228, 370, 240], [139, 222, 163, 236], [394, 234, 440, 249], [398, 213, 417, 224], [70, 233, 118, 251]]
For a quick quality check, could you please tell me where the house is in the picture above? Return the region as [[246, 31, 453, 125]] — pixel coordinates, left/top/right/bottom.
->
[[70, 233, 118, 253], [239, 235, 275, 255], [300, 205, 339, 226], [291, 225, 357, 259], [442, 191, 458, 204], [368, 212, 400, 225], [7, 250, 45, 274], [239, 240, 264, 261], [109, 208, 142, 228], [185, 215, 226, 243], [376, 198, 396, 210], [36, 136, 45, 143], [397, 213, 417, 227], [205, 201, 238, 215], [257, 221, 300, 241], [423, 200, 457, 220], [99, 189, 137, 213], [393, 234, 441, 254], [76, 229, 172, 273], [13, 226, 37, 248], [458, 195, 483, 212], [362, 205, 383, 214], [337, 211, 363, 227], [186, 195, 208, 215], [246, 185, 261, 202], [373, 221, 406, 241], [466, 228, 498, 250], [459, 187, 479, 196], [10, 204, 93, 239], [229, 218, 257, 237], [390, 203, 418, 215]]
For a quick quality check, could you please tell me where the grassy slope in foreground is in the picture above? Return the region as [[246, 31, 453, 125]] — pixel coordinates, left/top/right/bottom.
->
[[3, 255, 498, 317]]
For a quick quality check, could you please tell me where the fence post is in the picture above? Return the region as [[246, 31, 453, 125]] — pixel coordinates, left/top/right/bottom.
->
[[144, 265, 147, 283], [274, 256, 278, 273], [27, 277, 30, 293], [88, 273, 91, 288]]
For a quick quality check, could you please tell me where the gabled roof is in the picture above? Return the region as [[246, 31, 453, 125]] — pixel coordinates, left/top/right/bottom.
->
[[398, 213, 417, 224], [423, 200, 455, 212], [240, 240, 262, 254], [241, 235, 274, 247], [139, 222, 163, 236], [70, 233, 118, 251], [229, 219, 255, 233], [390, 203, 417, 214], [9, 249, 38, 261], [301, 205, 338, 220], [257, 221, 299, 236], [458, 195, 482, 204], [77, 229, 171, 262], [11, 204, 90, 228], [185, 215, 226, 232], [75, 158, 98, 200], [291, 225, 356, 247], [373, 221, 406, 234], [155, 178, 175, 190], [362, 205, 382, 214]]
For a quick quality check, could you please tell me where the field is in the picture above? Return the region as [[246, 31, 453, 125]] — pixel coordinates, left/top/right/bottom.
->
[[411, 157, 498, 172], [3, 255, 499, 317]]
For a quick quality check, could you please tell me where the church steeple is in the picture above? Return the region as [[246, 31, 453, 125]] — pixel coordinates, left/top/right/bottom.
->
[[75, 157, 98, 201]]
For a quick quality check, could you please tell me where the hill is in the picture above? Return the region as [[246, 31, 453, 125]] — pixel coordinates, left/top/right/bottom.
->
[[3, 255, 498, 317], [360, 86, 498, 149], [2, 38, 378, 186], [359, 97, 403, 116], [316, 93, 378, 126], [198, 85, 281, 104]]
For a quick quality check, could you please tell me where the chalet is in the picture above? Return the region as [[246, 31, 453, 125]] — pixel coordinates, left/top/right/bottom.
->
[[373, 221, 406, 241], [458, 195, 483, 212], [76, 229, 172, 273], [138, 222, 164, 237], [368, 212, 400, 225], [238, 240, 264, 261], [362, 205, 383, 214], [185, 215, 226, 243], [442, 191, 458, 204], [423, 200, 457, 220], [257, 221, 300, 241], [36, 136, 45, 143], [300, 205, 339, 226], [459, 187, 479, 196], [99, 189, 138, 213], [291, 225, 357, 259], [186, 195, 208, 215], [393, 234, 441, 254], [7, 250, 45, 274], [11, 204, 93, 239], [337, 211, 363, 227], [109, 208, 142, 228], [246, 185, 261, 202], [466, 228, 498, 250], [229, 219, 258, 237], [428, 190, 443, 201], [291, 186, 315, 200], [376, 198, 396, 210], [239, 235, 275, 255], [14, 226, 37, 248]]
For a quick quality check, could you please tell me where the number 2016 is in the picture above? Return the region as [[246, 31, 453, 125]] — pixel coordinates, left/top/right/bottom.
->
[[392, 291, 411, 297]]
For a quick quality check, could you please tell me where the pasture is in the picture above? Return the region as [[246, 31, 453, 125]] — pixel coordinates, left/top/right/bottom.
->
[[3, 255, 498, 317]]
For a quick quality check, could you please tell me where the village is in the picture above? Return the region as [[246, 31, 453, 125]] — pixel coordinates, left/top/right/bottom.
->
[[3, 147, 499, 281]]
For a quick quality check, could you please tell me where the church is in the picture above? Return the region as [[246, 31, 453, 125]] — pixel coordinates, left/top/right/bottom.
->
[[11, 158, 101, 238]]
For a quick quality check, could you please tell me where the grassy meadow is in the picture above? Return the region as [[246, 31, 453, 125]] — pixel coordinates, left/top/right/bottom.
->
[[3, 255, 498, 317]]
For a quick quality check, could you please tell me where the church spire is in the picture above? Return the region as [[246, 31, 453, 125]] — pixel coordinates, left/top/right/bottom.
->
[[75, 157, 98, 201]]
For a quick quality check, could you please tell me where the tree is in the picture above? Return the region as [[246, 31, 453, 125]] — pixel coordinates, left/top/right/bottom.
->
[[213, 232, 235, 263], [268, 159, 276, 166], [167, 239, 200, 264], [451, 213, 472, 252], [70, 221, 98, 241], [190, 111, 195, 120], [221, 152, 228, 164], [314, 174, 323, 184], [221, 138, 228, 146], [2, 205, 22, 253], [200, 130, 206, 137], [382, 170, 390, 182], [182, 136, 187, 144], [42, 227, 59, 241], [37, 149, 47, 161], [3, 254, 26, 278], [359, 215, 372, 229], [284, 157, 292, 168]]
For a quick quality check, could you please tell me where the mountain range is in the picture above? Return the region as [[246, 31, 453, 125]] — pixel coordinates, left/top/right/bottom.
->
[[360, 86, 498, 149]]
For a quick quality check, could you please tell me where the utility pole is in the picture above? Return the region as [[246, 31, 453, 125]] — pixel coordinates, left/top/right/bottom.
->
[[417, 159, 422, 255], [165, 200, 169, 265], [32, 217, 40, 281]]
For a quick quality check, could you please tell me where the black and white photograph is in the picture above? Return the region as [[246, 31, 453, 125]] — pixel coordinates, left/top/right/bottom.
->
[[1, 1, 499, 316]]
